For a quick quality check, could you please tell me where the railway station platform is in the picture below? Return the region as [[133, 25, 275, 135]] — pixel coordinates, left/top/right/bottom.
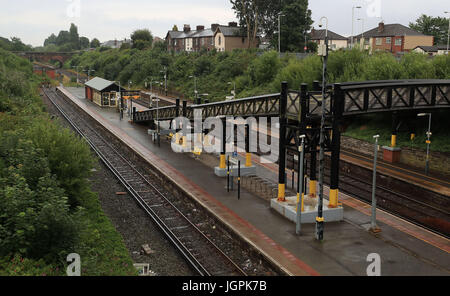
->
[[60, 86, 450, 276]]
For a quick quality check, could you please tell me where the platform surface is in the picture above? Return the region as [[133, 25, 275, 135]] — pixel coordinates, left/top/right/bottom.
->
[[61, 86, 450, 276]]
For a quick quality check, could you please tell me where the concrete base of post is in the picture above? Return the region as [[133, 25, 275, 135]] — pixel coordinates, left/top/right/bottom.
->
[[271, 195, 344, 224]]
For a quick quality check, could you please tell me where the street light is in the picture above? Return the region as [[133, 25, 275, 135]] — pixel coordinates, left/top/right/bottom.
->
[[445, 12, 449, 55], [357, 18, 365, 49], [417, 113, 432, 175], [114, 81, 123, 120], [84, 68, 95, 81], [351, 6, 362, 48], [278, 12, 285, 55], [316, 16, 328, 242], [72, 65, 82, 87], [370, 135, 381, 233], [160, 67, 167, 96], [189, 75, 198, 101]]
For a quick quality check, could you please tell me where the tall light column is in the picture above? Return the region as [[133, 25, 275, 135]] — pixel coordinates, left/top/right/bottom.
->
[[445, 12, 449, 55], [278, 12, 285, 55], [351, 6, 362, 48]]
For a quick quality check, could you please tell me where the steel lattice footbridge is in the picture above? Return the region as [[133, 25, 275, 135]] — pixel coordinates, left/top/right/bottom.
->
[[133, 79, 450, 206]]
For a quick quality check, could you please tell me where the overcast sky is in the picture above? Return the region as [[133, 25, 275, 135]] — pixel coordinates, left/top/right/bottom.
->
[[0, 0, 447, 47]]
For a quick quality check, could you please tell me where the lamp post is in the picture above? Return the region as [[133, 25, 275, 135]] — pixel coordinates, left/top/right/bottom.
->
[[114, 81, 123, 120], [228, 82, 236, 100], [128, 81, 133, 118], [278, 12, 285, 55], [370, 135, 381, 233], [316, 16, 328, 242], [417, 113, 432, 175], [351, 6, 362, 48], [72, 65, 82, 87], [160, 67, 167, 96], [445, 11, 449, 55], [296, 135, 306, 235], [357, 18, 365, 49], [84, 68, 95, 82], [189, 75, 198, 101]]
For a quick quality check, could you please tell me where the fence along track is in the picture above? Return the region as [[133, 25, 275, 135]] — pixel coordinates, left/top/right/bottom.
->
[[42, 88, 247, 276]]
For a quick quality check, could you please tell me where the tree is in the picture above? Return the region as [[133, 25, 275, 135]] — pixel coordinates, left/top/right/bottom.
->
[[278, 0, 313, 52], [90, 38, 100, 48], [230, 0, 278, 48], [10, 37, 32, 52], [44, 34, 57, 47], [79, 37, 90, 49], [172, 25, 179, 31], [131, 29, 153, 49], [69, 23, 80, 49], [409, 14, 449, 45]]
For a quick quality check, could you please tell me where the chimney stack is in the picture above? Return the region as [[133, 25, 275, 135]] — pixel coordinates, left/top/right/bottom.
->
[[183, 24, 191, 33], [196, 25, 205, 31], [211, 23, 220, 32], [378, 22, 385, 33], [228, 22, 238, 27]]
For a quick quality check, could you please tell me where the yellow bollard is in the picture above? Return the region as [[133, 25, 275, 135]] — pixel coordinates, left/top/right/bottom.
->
[[328, 189, 339, 208], [245, 153, 252, 167], [219, 154, 226, 169], [410, 133, 415, 141], [309, 180, 317, 198], [391, 134, 397, 148], [278, 184, 286, 202]]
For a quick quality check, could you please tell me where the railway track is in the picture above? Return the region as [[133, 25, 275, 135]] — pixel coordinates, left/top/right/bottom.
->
[[286, 153, 450, 238], [334, 170, 450, 238], [42, 87, 247, 276]]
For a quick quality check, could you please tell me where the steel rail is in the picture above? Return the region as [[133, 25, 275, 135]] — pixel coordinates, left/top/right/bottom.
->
[[43, 88, 247, 276]]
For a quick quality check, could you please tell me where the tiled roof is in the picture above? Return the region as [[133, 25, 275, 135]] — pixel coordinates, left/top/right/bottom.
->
[[414, 45, 438, 52], [354, 24, 426, 38], [311, 29, 347, 40], [167, 31, 184, 39], [215, 26, 246, 37], [192, 29, 214, 38]]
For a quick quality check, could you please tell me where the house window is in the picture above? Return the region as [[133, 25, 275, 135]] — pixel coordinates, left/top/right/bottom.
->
[[219, 36, 222, 46], [386, 37, 391, 44], [242, 37, 245, 44], [210, 38, 214, 45], [376, 38, 382, 45], [201, 38, 205, 46], [395, 38, 402, 46], [174, 40, 177, 46]]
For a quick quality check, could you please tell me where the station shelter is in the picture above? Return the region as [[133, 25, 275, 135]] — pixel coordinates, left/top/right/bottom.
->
[[84, 77, 125, 107]]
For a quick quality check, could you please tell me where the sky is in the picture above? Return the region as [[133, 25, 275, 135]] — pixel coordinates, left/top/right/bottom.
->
[[0, 0, 447, 47]]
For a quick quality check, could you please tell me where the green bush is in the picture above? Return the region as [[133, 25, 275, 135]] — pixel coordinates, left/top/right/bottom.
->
[[272, 55, 322, 90], [0, 48, 137, 275], [400, 52, 436, 79], [361, 52, 403, 81], [247, 51, 281, 87], [66, 45, 450, 102]]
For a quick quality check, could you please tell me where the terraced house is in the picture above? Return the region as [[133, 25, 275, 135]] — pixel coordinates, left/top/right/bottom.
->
[[166, 22, 259, 52], [353, 22, 434, 54]]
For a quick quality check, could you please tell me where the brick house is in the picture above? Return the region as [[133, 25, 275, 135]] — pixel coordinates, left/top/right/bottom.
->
[[353, 22, 434, 54], [310, 29, 348, 51], [214, 22, 259, 52], [166, 22, 258, 52]]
